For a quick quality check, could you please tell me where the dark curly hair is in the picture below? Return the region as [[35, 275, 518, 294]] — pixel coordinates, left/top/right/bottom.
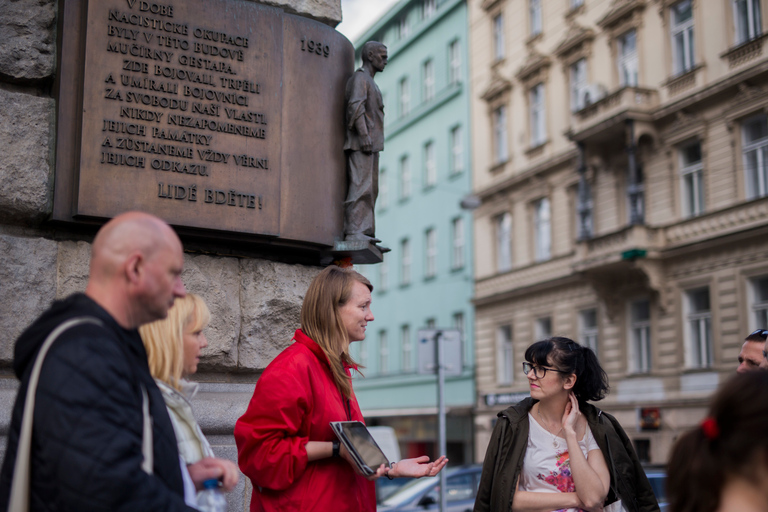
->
[[524, 337, 609, 402]]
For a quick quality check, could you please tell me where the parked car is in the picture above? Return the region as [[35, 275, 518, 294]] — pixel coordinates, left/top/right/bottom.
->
[[376, 477, 410, 504], [644, 466, 669, 511], [377, 465, 482, 512]]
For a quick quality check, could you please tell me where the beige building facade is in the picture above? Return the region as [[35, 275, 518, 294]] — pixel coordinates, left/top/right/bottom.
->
[[468, 0, 768, 464]]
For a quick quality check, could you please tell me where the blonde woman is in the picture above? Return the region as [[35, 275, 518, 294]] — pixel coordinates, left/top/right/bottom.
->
[[234, 266, 447, 512], [140, 294, 238, 503]]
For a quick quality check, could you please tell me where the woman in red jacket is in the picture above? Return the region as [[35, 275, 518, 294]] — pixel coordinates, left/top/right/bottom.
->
[[235, 265, 447, 512]]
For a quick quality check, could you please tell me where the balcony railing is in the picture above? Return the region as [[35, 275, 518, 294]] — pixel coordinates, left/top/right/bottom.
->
[[569, 86, 659, 142], [573, 224, 661, 272]]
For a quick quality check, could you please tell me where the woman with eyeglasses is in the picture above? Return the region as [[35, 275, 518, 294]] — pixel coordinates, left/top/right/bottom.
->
[[474, 337, 659, 512]]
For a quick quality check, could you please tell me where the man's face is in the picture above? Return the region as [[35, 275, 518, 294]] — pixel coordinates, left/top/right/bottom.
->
[[370, 48, 388, 72], [737, 340, 764, 373], [137, 240, 186, 323], [761, 340, 768, 370]]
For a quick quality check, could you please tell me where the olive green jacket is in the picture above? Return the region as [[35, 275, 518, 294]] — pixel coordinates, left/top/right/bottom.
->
[[473, 398, 660, 512]]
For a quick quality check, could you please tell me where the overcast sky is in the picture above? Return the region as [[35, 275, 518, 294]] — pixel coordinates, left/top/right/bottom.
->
[[335, 0, 401, 43]]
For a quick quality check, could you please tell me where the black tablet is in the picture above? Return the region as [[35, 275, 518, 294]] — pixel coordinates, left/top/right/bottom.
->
[[330, 421, 391, 476]]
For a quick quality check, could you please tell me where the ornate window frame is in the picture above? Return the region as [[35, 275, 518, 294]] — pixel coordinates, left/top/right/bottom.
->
[[598, 0, 646, 90]]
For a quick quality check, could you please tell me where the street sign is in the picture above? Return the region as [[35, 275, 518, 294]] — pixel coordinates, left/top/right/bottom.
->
[[417, 329, 463, 377]]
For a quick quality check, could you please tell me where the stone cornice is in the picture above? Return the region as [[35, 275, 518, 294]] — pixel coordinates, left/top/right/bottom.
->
[[516, 51, 551, 83], [480, 72, 513, 102], [597, 0, 646, 30], [554, 23, 595, 60]]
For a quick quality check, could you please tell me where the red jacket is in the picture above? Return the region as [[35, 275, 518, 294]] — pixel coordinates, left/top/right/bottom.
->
[[234, 329, 376, 512]]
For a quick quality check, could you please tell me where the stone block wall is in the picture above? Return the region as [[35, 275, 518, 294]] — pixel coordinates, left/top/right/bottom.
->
[[0, 0, 341, 508]]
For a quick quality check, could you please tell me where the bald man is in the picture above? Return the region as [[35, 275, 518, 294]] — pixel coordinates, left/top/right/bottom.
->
[[738, 329, 768, 373], [0, 212, 235, 511]]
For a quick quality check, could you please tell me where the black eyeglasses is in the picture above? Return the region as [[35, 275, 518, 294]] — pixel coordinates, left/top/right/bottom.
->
[[522, 362, 569, 379], [750, 329, 768, 340]]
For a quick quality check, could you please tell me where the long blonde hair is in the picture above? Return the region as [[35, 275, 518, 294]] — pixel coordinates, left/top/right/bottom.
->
[[139, 293, 210, 390], [300, 266, 371, 399]]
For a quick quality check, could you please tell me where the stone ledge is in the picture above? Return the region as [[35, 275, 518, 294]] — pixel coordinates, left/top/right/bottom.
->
[[256, 0, 342, 26]]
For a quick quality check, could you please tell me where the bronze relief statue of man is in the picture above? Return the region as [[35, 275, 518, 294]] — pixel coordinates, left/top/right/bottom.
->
[[343, 41, 388, 243]]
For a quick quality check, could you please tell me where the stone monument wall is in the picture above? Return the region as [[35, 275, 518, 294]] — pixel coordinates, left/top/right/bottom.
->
[[0, 0, 341, 508]]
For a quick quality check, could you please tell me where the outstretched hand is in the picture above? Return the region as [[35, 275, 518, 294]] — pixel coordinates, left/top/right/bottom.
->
[[389, 455, 448, 478]]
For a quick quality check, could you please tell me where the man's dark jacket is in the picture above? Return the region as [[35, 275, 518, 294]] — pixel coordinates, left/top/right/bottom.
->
[[0, 293, 195, 511], [474, 398, 660, 512]]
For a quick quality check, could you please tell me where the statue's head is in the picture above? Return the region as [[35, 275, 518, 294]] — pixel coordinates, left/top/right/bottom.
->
[[361, 41, 388, 72]]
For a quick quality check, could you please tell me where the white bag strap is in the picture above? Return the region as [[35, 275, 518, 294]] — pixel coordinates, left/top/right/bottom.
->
[[141, 384, 153, 475], [8, 316, 154, 510]]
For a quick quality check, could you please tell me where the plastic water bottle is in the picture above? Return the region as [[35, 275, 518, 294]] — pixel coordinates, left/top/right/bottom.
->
[[196, 479, 227, 512]]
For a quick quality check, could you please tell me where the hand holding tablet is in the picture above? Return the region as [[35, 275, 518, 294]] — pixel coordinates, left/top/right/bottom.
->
[[330, 421, 391, 476]]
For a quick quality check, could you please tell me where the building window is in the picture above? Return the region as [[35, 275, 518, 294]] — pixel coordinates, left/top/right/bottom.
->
[[570, 58, 587, 112], [398, 16, 410, 40], [734, 0, 762, 45], [398, 77, 410, 118], [400, 238, 411, 285], [450, 125, 464, 174], [685, 287, 712, 368], [422, 0, 436, 19], [577, 180, 594, 240], [379, 330, 388, 374], [534, 197, 551, 261], [424, 141, 436, 187], [530, 83, 546, 146], [401, 324, 412, 372], [750, 276, 768, 328], [493, 13, 505, 61], [453, 312, 465, 341], [449, 39, 461, 85], [579, 309, 599, 354], [400, 155, 411, 199], [630, 299, 652, 373], [379, 167, 388, 210], [423, 59, 435, 102], [535, 317, 552, 339], [680, 142, 704, 217], [497, 325, 513, 385], [425, 227, 437, 279], [627, 165, 645, 224], [493, 105, 509, 164], [671, 0, 695, 75], [617, 30, 638, 87], [379, 255, 389, 292], [743, 114, 768, 199], [495, 212, 512, 272], [452, 217, 465, 270], [530, 0, 542, 36]]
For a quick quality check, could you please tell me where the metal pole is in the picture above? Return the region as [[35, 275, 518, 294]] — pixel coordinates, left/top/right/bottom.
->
[[435, 330, 446, 512]]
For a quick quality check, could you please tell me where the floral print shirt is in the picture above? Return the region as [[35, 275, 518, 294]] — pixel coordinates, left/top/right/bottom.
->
[[519, 413, 600, 512]]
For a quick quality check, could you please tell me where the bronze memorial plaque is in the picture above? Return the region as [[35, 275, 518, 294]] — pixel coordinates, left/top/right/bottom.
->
[[54, 0, 354, 251]]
